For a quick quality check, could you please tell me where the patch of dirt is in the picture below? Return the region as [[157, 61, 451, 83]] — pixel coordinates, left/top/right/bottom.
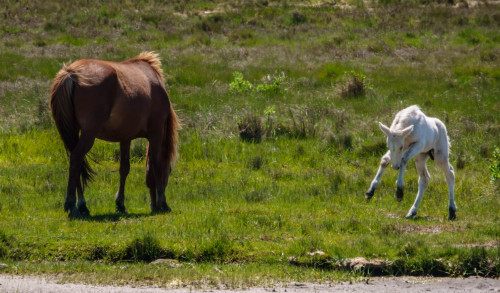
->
[[454, 240, 499, 248], [1, 275, 500, 293], [396, 223, 465, 234]]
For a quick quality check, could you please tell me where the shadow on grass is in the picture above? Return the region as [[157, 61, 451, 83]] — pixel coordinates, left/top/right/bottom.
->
[[76, 212, 151, 222]]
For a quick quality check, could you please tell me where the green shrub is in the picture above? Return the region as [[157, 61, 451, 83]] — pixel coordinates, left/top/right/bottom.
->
[[229, 71, 253, 93]]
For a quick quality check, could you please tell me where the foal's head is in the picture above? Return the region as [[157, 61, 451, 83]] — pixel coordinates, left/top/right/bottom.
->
[[379, 122, 414, 170]]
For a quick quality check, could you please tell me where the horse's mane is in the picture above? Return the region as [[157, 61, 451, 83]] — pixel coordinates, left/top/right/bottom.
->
[[135, 51, 164, 82]]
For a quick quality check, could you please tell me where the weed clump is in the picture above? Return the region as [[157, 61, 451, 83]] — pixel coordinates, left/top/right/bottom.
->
[[0, 230, 11, 258], [238, 114, 262, 143], [340, 71, 369, 98]]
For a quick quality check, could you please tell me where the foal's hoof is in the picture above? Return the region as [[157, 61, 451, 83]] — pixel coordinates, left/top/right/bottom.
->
[[405, 211, 417, 219], [396, 187, 404, 201], [448, 207, 457, 221], [365, 189, 375, 200]]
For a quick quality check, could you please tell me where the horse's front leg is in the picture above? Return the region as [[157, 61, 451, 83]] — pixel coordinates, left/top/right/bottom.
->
[[405, 153, 430, 218], [396, 142, 425, 201], [115, 141, 131, 213], [366, 151, 391, 199]]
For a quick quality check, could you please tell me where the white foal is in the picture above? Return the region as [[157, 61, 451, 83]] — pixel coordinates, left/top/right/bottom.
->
[[365, 105, 457, 220]]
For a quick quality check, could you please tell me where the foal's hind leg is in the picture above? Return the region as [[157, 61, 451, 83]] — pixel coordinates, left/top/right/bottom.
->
[[435, 152, 457, 220], [366, 151, 391, 199], [115, 141, 131, 213], [405, 153, 430, 219]]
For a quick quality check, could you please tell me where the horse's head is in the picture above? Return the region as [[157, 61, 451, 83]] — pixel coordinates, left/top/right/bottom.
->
[[379, 122, 413, 170]]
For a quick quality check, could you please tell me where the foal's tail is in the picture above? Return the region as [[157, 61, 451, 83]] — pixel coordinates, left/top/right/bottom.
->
[[50, 67, 94, 188], [164, 101, 180, 165]]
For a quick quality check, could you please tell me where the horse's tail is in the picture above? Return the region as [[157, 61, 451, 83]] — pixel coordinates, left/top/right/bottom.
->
[[50, 67, 94, 188], [164, 101, 180, 166]]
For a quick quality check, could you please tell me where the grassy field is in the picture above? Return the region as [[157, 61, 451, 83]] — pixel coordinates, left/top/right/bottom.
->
[[0, 0, 499, 288]]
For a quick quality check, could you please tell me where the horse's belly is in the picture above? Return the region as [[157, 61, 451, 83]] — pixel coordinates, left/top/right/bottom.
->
[[97, 115, 147, 142]]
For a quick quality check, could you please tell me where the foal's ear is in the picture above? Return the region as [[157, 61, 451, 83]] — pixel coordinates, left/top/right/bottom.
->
[[399, 125, 414, 138], [379, 122, 391, 136]]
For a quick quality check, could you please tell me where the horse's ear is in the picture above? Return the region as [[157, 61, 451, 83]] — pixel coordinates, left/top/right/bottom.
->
[[379, 122, 391, 136], [399, 125, 414, 138]]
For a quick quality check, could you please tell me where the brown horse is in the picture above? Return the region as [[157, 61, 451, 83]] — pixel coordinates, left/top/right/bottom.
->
[[50, 52, 180, 218]]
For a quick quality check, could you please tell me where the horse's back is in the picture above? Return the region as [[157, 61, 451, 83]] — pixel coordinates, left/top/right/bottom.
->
[[69, 58, 169, 141]]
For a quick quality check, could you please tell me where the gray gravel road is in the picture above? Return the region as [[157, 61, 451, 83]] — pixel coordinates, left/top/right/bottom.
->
[[1, 275, 499, 293]]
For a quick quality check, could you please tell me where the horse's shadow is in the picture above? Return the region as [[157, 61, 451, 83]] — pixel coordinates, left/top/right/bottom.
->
[[76, 212, 151, 222]]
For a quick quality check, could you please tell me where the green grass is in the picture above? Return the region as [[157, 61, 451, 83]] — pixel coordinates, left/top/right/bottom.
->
[[0, 0, 500, 288]]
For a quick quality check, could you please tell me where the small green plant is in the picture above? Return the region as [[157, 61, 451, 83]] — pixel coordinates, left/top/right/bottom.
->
[[229, 72, 285, 95], [264, 105, 276, 136], [229, 71, 253, 93], [491, 146, 500, 184], [256, 72, 285, 95]]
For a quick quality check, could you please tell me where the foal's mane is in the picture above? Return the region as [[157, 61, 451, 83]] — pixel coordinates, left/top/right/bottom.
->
[[134, 51, 164, 82]]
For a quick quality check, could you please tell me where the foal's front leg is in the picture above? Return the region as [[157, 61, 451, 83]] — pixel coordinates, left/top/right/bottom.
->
[[396, 142, 425, 201], [115, 141, 131, 213], [366, 151, 391, 199]]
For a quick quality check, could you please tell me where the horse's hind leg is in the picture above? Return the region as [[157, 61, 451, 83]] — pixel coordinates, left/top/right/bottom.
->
[[366, 151, 390, 199], [65, 131, 96, 218], [76, 181, 90, 216], [146, 140, 171, 213], [405, 153, 430, 219], [435, 152, 456, 220], [115, 141, 130, 213]]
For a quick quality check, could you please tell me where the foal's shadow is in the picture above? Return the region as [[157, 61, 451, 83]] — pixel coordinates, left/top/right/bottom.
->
[[76, 212, 151, 222]]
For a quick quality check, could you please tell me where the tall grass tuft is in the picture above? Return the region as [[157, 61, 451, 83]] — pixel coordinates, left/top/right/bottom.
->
[[125, 234, 166, 262]]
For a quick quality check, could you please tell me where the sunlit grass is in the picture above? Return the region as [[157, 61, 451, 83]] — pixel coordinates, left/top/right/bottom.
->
[[0, 0, 499, 287]]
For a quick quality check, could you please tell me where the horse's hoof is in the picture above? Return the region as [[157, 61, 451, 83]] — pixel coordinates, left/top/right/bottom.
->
[[405, 211, 417, 219], [115, 202, 127, 214], [78, 203, 91, 217], [64, 201, 75, 213], [160, 203, 172, 213], [448, 207, 456, 221], [365, 189, 375, 200], [153, 203, 172, 213], [68, 207, 81, 219], [396, 187, 404, 201]]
